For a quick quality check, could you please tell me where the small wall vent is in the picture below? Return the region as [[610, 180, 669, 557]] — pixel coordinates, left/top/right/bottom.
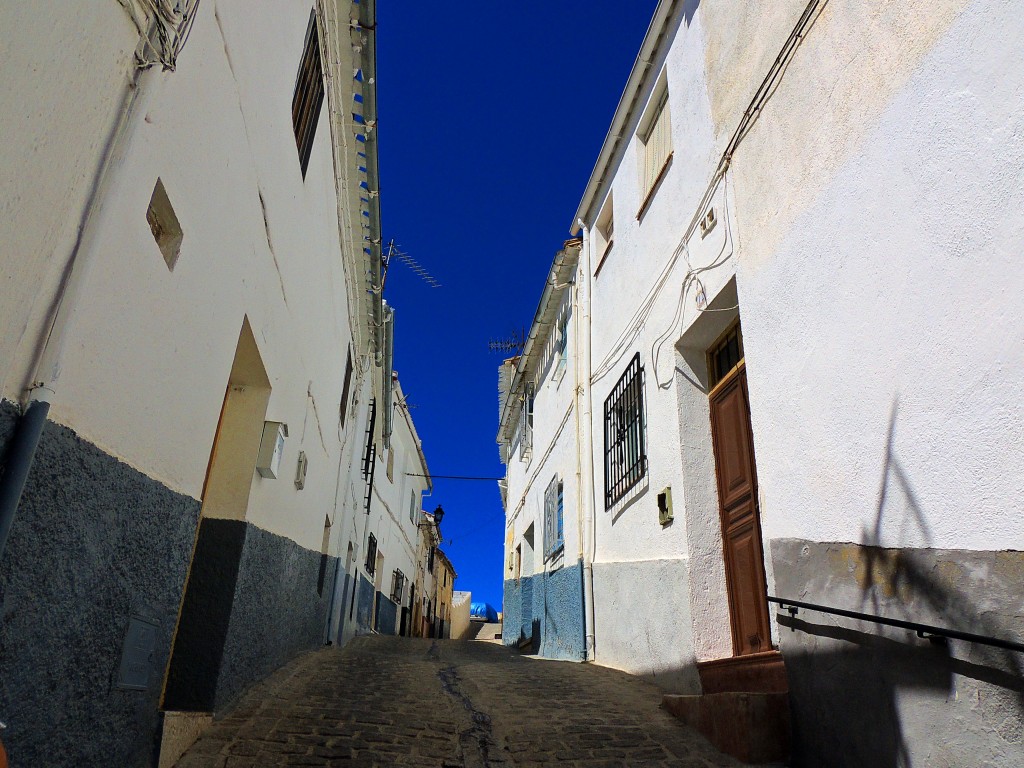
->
[[147, 178, 183, 270]]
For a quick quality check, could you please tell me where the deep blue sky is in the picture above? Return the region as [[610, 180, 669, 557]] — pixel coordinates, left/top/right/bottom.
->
[[377, 3, 659, 608]]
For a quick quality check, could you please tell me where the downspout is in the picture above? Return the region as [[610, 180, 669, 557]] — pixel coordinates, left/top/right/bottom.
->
[[381, 303, 395, 448], [0, 62, 159, 563], [577, 218, 598, 661]]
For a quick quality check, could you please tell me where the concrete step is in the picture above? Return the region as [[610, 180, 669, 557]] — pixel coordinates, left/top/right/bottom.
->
[[158, 711, 213, 768], [663, 691, 790, 765]]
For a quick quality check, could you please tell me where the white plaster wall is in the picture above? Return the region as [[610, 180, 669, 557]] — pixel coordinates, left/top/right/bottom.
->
[[24, 0, 368, 555], [450, 590, 471, 640], [730, 0, 1024, 553], [592, 559, 700, 694], [504, 288, 581, 579], [363, 380, 429, 623], [576, 4, 745, 668], [0, 4, 139, 400], [584, 5, 722, 568]]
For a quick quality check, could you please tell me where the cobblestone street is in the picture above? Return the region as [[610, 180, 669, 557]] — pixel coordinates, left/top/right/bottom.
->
[[175, 636, 751, 767]]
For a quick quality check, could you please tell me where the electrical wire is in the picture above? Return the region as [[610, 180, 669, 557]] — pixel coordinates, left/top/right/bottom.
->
[[589, 0, 828, 387]]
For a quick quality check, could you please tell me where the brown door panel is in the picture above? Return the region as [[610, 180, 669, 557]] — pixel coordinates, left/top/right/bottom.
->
[[710, 364, 771, 656], [710, 377, 757, 511], [724, 520, 771, 655]]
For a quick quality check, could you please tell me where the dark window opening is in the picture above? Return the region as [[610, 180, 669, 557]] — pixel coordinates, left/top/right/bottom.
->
[[603, 352, 646, 508], [292, 10, 325, 178], [339, 349, 354, 428], [365, 533, 377, 575], [708, 321, 744, 389], [391, 570, 405, 603]]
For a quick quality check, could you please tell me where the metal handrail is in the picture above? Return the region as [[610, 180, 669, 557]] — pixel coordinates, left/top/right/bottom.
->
[[767, 595, 1024, 654]]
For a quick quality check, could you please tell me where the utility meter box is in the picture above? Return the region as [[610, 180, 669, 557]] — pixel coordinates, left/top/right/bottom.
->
[[256, 421, 288, 479], [657, 487, 673, 526]]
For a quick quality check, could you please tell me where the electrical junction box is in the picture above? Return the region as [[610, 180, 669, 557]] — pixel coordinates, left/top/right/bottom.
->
[[256, 421, 288, 479], [658, 487, 673, 526]]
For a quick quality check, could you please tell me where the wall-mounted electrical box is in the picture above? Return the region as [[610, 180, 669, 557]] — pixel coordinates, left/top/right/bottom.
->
[[699, 207, 717, 238], [256, 421, 288, 479], [657, 487, 673, 526], [294, 450, 308, 490]]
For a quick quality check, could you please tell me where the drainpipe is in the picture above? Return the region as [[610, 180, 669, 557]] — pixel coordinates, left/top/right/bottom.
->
[[0, 63, 159, 563], [577, 218, 598, 661], [381, 304, 395, 448]]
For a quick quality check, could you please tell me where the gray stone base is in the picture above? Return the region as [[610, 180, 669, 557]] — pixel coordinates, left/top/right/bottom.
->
[[770, 538, 1024, 767], [0, 400, 200, 767], [212, 522, 338, 710], [592, 558, 702, 694], [0, 401, 339, 765]]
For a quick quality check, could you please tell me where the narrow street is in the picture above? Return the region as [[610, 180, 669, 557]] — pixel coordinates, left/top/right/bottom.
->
[[174, 636, 750, 768]]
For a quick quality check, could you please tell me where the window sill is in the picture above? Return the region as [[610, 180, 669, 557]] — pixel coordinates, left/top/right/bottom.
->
[[594, 238, 614, 277], [636, 152, 674, 222], [544, 542, 565, 563]]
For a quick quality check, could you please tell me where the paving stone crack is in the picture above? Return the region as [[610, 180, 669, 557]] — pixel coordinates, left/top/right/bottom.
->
[[438, 664, 496, 768]]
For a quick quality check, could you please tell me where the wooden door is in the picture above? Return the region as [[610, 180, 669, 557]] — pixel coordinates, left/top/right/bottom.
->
[[710, 362, 771, 656]]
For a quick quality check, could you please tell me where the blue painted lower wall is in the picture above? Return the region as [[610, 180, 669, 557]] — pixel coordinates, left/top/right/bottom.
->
[[502, 559, 585, 661], [375, 593, 398, 635], [354, 575, 375, 634]]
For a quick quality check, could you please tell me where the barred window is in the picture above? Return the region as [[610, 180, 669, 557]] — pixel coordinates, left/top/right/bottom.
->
[[292, 10, 325, 178], [365, 533, 377, 574], [604, 353, 647, 508], [544, 475, 564, 560], [391, 569, 405, 603]]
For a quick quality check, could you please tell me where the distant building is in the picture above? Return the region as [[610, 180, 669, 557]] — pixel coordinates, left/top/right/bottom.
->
[[433, 547, 458, 639], [499, 0, 1024, 765]]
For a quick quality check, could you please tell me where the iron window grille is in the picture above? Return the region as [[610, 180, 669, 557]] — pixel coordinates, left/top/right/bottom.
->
[[604, 352, 647, 508], [391, 570, 405, 603], [365, 533, 377, 575], [427, 546, 435, 574], [544, 475, 564, 560], [292, 10, 325, 178], [362, 398, 377, 479]]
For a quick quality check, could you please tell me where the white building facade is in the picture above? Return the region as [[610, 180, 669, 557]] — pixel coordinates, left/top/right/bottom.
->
[[0, 2, 437, 766], [501, 0, 1024, 764]]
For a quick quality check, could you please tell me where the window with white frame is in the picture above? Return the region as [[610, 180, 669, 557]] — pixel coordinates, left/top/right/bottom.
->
[[594, 194, 614, 271], [517, 383, 534, 460], [409, 489, 418, 524], [544, 475, 564, 560], [555, 311, 569, 379], [637, 79, 672, 206]]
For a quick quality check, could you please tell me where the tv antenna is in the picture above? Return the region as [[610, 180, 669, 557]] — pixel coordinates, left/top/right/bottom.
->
[[488, 328, 527, 355], [381, 239, 441, 290]]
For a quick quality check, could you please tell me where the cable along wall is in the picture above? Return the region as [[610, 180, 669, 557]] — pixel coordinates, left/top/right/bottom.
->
[[116, 0, 202, 70]]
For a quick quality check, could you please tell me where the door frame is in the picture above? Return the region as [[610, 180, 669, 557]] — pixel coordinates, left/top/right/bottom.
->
[[707, 346, 772, 657]]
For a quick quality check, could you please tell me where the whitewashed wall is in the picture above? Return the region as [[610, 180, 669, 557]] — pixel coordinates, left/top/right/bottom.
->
[[14, 0, 367, 557], [578, 3, 732, 680], [504, 289, 580, 579], [717, 0, 1024, 554], [0, 4, 139, 401]]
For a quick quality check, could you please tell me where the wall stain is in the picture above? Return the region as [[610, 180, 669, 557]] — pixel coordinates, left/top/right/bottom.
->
[[258, 190, 288, 306]]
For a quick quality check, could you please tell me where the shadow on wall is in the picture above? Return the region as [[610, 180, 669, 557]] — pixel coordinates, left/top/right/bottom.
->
[[772, 399, 1024, 767]]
